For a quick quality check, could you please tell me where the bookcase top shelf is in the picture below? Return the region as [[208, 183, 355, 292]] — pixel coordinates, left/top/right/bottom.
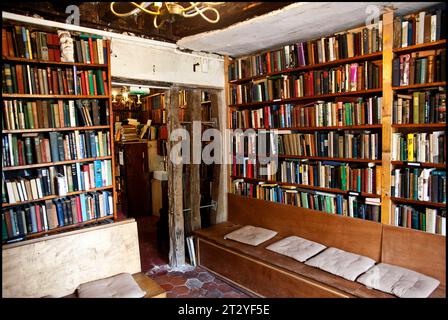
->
[[391, 161, 446, 169], [3, 156, 113, 171], [2, 94, 111, 99], [236, 154, 382, 164], [229, 51, 383, 84], [2, 125, 111, 134], [391, 123, 446, 129], [2, 56, 108, 69], [392, 39, 447, 54], [229, 88, 383, 108], [230, 175, 381, 198], [390, 197, 446, 208], [392, 82, 447, 91], [2, 185, 113, 208], [235, 124, 383, 131]]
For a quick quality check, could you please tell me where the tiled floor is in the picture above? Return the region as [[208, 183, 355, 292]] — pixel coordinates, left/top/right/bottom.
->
[[131, 214, 250, 298]]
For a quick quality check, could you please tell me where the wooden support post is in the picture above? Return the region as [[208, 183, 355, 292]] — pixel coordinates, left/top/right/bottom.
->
[[166, 87, 185, 267], [381, 10, 394, 225], [186, 89, 202, 232]]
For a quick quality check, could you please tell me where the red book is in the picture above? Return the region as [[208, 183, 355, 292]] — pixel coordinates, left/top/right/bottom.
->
[[47, 33, 54, 61], [88, 37, 95, 64], [76, 196, 82, 222], [52, 70, 59, 95], [102, 70, 108, 95], [17, 140, 24, 165], [2, 28, 9, 57], [40, 138, 48, 162], [6, 29, 14, 57], [53, 34, 61, 62], [35, 205, 42, 232], [62, 69, 68, 94], [15, 65, 25, 94], [47, 67, 53, 94], [92, 74, 98, 95], [266, 52, 271, 74]]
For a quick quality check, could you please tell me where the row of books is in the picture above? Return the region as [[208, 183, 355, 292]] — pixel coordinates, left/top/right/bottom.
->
[[2, 63, 109, 95], [232, 180, 381, 222], [2, 25, 109, 64], [2, 99, 109, 131], [393, 8, 446, 48], [276, 131, 380, 160], [2, 130, 111, 167], [392, 91, 446, 124], [4, 160, 113, 204], [392, 49, 446, 86], [228, 97, 382, 129], [232, 159, 380, 195], [392, 205, 445, 235], [228, 22, 382, 80], [391, 131, 445, 163], [391, 168, 446, 203], [230, 61, 382, 104], [2, 191, 113, 241]]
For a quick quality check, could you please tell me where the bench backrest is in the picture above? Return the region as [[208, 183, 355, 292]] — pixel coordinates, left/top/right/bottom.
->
[[381, 225, 446, 286], [228, 193, 383, 261]]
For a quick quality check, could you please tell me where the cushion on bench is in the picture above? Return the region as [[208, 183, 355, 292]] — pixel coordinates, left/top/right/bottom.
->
[[305, 247, 376, 281], [266, 236, 327, 262], [356, 263, 440, 298], [224, 225, 277, 246], [77, 273, 146, 298]]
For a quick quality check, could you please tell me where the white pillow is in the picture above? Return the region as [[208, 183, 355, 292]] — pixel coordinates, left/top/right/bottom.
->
[[357, 263, 440, 298], [266, 236, 327, 262], [224, 225, 277, 246], [305, 247, 376, 281], [77, 273, 146, 298]]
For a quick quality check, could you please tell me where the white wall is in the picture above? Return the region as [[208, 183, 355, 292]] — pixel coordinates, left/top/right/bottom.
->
[[111, 38, 225, 89]]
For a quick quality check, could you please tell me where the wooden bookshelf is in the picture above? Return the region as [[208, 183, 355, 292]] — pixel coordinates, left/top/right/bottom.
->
[[390, 197, 446, 208], [235, 124, 383, 131], [392, 39, 447, 54], [3, 156, 113, 171], [276, 155, 381, 163], [392, 82, 447, 91], [2, 94, 110, 99], [2, 56, 108, 69], [2, 24, 117, 244], [2, 186, 114, 208], [229, 88, 383, 108], [231, 175, 381, 198], [391, 161, 446, 169], [391, 123, 446, 129], [229, 51, 383, 84], [2, 125, 110, 134]]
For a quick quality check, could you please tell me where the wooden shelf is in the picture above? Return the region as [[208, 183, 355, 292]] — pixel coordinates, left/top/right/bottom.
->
[[2, 186, 113, 208], [391, 123, 446, 129], [392, 82, 446, 91], [3, 216, 113, 243], [229, 51, 383, 84], [2, 94, 110, 99], [2, 56, 108, 68], [390, 197, 446, 208], [3, 156, 113, 171], [234, 124, 383, 131], [276, 155, 381, 163], [2, 125, 110, 134], [391, 161, 446, 169], [229, 88, 383, 108], [230, 175, 381, 198], [392, 39, 447, 54]]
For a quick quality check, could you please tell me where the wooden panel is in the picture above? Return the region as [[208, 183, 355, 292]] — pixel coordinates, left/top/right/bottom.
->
[[2, 219, 141, 298], [197, 239, 351, 298], [381, 225, 446, 286], [227, 193, 383, 261]]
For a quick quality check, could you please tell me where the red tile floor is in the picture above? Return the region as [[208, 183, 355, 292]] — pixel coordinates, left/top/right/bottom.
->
[[131, 215, 250, 298]]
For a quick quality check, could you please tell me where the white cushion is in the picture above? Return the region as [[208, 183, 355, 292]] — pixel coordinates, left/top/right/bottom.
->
[[357, 263, 440, 298], [266, 236, 327, 262], [224, 225, 277, 246], [304, 247, 376, 281], [77, 273, 146, 298]]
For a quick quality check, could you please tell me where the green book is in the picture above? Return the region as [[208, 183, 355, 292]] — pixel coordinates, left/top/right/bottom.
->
[[412, 92, 419, 124], [420, 58, 427, 84], [26, 102, 34, 129], [325, 196, 331, 213], [341, 166, 347, 190], [2, 213, 7, 241], [87, 71, 94, 95], [418, 92, 425, 124], [24, 137, 33, 165], [11, 135, 18, 166], [96, 70, 104, 95], [421, 212, 426, 232]]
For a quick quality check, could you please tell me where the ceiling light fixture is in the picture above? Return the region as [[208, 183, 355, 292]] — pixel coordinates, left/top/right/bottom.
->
[[110, 2, 223, 29]]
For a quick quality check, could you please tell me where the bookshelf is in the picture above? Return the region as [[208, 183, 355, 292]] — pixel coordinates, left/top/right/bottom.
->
[[226, 6, 446, 234], [2, 22, 116, 243]]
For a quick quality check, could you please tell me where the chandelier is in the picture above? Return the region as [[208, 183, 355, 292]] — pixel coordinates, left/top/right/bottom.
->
[[110, 2, 223, 29]]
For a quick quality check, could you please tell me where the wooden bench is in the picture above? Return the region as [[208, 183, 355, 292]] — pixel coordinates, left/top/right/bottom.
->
[[193, 194, 446, 298]]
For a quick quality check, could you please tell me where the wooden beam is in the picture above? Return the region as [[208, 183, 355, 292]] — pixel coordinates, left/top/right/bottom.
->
[[166, 87, 185, 267], [381, 10, 394, 225], [186, 89, 202, 233]]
